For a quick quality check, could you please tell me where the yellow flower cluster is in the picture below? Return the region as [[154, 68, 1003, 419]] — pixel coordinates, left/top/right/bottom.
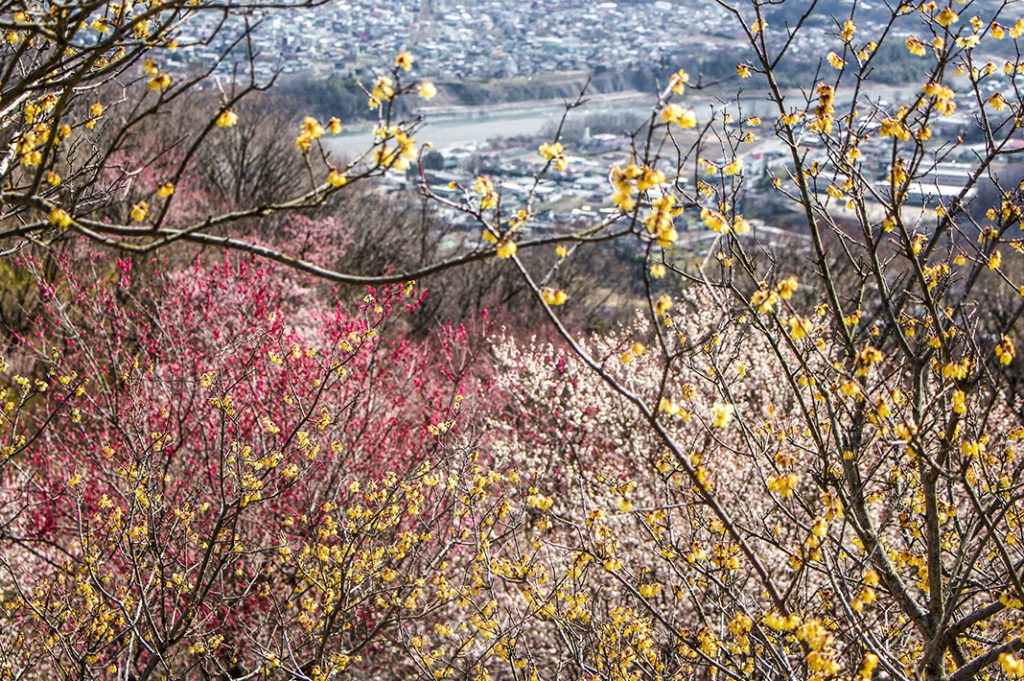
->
[[767, 472, 799, 497], [935, 7, 959, 26], [660, 103, 697, 128], [215, 109, 238, 127], [644, 195, 679, 247], [1000, 653, 1024, 678], [906, 35, 929, 56], [395, 51, 414, 71], [541, 288, 568, 306], [373, 128, 417, 171], [996, 335, 1016, 365], [296, 116, 325, 152], [701, 207, 752, 236], [130, 201, 148, 222], [669, 68, 689, 94], [538, 142, 569, 171], [368, 75, 395, 109], [711, 401, 734, 427], [763, 612, 801, 631], [858, 653, 879, 681], [809, 84, 835, 133], [987, 92, 1010, 111], [922, 81, 956, 116], [609, 162, 663, 212], [418, 81, 438, 99], [855, 346, 883, 375], [473, 176, 499, 211], [788, 316, 812, 340], [50, 207, 72, 228]]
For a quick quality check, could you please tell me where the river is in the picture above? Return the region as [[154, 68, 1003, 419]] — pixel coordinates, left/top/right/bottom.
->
[[324, 97, 654, 158], [323, 84, 915, 160]]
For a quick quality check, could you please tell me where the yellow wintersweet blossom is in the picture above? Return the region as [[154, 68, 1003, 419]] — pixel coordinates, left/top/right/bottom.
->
[[936, 7, 958, 26], [541, 288, 568, 305], [661, 103, 697, 128], [996, 335, 1016, 365], [999, 652, 1024, 677], [473, 176, 494, 195], [750, 288, 779, 312], [157, 183, 175, 197], [987, 93, 1009, 111], [149, 72, 171, 91], [368, 75, 395, 109], [711, 402, 734, 427], [788, 316, 811, 340], [609, 165, 638, 211], [418, 81, 438, 99], [723, 158, 743, 176], [539, 141, 564, 161], [906, 36, 928, 56], [736, 63, 752, 78], [879, 116, 911, 140], [328, 117, 342, 135], [669, 68, 689, 94], [826, 51, 845, 69], [952, 389, 966, 414], [701, 207, 729, 233], [841, 20, 856, 40], [302, 117, 325, 139], [473, 176, 499, 209], [215, 109, 238, 127], [645, 195, 678, 247], [700, 158, 719, 175], [50, 207, 72, 228], [327, 171, 347, 187], [781, 111, 804, 126], [395, 52, 414, 71], [130, 201, 149, 222], [767, 472, 799, 497], [496, 240, 517, 259], [778, 274, 802, 299], [636, 167, 665, 191]]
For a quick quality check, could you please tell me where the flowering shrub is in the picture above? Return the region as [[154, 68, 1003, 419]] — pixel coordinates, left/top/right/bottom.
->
[[0, 250, 498, 679]]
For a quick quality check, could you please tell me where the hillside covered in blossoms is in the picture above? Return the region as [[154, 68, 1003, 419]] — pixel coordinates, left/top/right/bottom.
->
[[3, 0, 1024, 680]]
